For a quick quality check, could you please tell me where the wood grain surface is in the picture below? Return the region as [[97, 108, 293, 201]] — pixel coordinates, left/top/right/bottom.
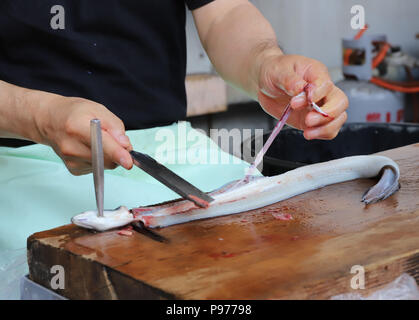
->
[[28, 144, 419, 299]]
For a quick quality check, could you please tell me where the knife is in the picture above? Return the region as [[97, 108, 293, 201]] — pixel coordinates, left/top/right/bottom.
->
[[130, 150, 214, 208]]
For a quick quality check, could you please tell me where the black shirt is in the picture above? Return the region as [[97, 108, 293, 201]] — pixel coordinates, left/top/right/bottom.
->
[[0, 0, 214, 147]]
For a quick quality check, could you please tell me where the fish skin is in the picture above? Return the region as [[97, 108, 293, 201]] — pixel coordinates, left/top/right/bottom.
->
[[362, 166, 401, 205], [134, 155, 400, 228], [72, 155, 400, 231]]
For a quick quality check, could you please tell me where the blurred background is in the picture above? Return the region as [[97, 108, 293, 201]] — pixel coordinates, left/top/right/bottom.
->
[[184, 0, 419, 155]]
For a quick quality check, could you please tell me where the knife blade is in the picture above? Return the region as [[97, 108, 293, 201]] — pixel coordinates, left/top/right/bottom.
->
[[130, 150, 214, 208]]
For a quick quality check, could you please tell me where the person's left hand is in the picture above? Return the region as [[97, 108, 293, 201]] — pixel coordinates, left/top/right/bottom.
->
[[257, 54, 348, 140]]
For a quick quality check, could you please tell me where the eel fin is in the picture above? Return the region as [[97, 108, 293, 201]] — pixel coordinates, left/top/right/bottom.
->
[[362, 166, 400, 205]]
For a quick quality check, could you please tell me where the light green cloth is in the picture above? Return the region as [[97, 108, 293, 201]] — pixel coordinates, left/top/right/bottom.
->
[[0, 122, 252, 251]]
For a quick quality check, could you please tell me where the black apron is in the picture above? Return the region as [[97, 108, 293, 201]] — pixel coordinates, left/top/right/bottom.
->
[[0, 0, 213, 147]]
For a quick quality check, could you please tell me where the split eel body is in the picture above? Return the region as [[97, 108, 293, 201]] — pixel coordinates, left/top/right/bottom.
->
[[72, 155, 400, 231]]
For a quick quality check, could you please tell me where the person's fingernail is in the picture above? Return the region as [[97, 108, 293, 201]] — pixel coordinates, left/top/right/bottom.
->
[[261, 88, 278, 99], [277, 84, 293, 96], [295, 91, 306, 98], [291, 97, 306, 107], [291, 94, 306, 106]]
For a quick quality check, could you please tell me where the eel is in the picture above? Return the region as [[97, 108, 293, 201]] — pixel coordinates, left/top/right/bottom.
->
[[72, 155, 400, 231]]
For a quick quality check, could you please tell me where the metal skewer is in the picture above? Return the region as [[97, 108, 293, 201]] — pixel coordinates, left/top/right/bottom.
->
[[230, 103, 292, 191], [90, 119, 104, 218]]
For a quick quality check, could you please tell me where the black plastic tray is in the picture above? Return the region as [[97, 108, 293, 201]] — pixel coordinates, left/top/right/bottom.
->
[[244, 123, 419, 176]]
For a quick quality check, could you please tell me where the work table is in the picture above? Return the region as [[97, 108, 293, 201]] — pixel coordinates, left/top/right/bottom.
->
[[27, 143, 419, 299]]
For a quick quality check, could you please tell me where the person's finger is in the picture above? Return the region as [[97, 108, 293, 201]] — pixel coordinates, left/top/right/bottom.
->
[[271, 70, 307, 98], [290, 91, 309, 110], [65, 112, 133, 169], [59, 139, 116, 174], [261, 57, 308, 98], [305, 87, 349, 127], [96, 108, 132, 149], [258, 89, 311, 130], [101, 130, 133, 170], [304, 112, 348, 140], [273, 73, 307, 98], [301, 61, 334, 103], [257, 89, 291, 119], [63, 154, 118, 172], [63, 158, 92, 176], [311, 79, 334, 103], [67, 107, 131, 150], [59, 139, 91, 161]]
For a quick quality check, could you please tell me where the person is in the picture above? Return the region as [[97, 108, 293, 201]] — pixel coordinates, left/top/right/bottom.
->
[[0, 0, 348, 176]]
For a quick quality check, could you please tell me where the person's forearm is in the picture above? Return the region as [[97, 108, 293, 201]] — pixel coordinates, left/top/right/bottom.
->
[[194, 0, 348, 140], [193, 0, 283, 99], [0, 80, 134, 173], [0, 80, 53, 142]]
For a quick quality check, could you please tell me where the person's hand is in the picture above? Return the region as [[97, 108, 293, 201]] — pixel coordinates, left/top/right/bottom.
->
[[257, 54, 348, 140], [35, 95, 133, 175]]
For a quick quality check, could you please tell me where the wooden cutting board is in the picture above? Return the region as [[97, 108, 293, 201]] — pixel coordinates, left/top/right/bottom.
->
[[27, 144, 419, 299]]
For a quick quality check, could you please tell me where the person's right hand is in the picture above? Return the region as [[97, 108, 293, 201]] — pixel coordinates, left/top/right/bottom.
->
[[35, 95, 133, 175]]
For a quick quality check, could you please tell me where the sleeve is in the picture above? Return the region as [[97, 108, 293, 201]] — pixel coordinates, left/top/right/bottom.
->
[[185, 0, 215, 10]]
